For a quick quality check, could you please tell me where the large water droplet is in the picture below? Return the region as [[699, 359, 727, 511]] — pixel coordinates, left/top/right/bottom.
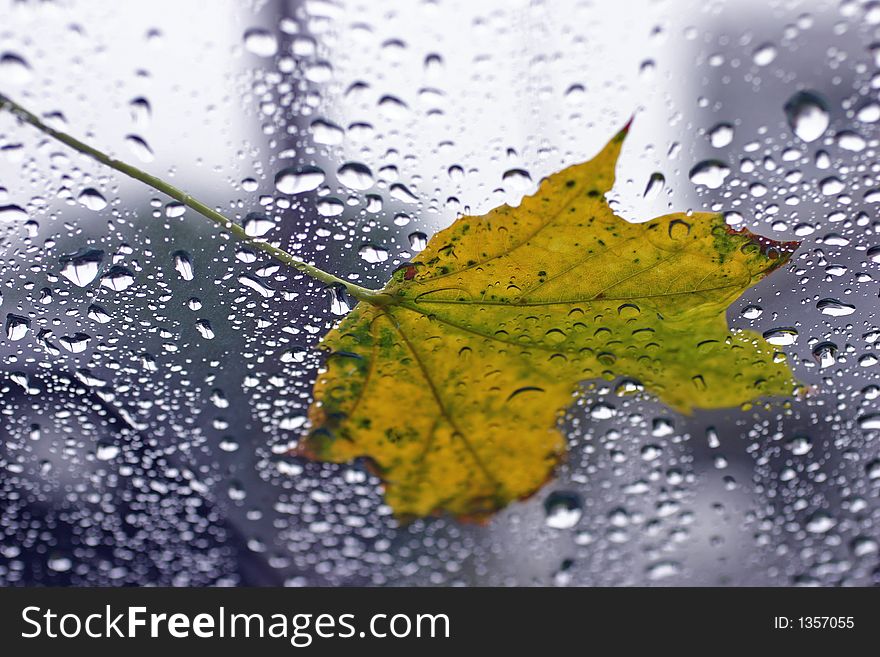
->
[[784, 90, 829, 142], [173, 250, 194, 281], [337, 162, 373, 190], [243, 211, 274, 237], [77, 188, 108, 211], [59, 248, 104, 287], [275, 166, 325, 194], [689, 160, 730, 188], [243, 28, 278, 57], [5, 314, 30, 341], [762, 327, 798, 346], [544, 491, 582, 529], [816, 298, 855, 316]]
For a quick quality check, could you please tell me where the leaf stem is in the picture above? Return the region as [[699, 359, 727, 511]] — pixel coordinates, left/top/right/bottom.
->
[[0, 91, 386, 304]]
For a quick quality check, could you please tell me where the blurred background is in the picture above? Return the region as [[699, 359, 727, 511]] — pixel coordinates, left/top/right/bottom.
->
[[0, 0, 878, 585]]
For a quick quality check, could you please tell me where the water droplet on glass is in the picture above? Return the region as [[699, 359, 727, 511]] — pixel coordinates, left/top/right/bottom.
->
[[816, 298, 855, 316], [125, 135, 154, 162], [100, 265, 135, 292], [0, 204, 27, 222], [502, 168, 532, 191], [275, 166, 325, 194], [5, 314, 30, 341], [643, 173, 665, 200], [77, 188, 108, 211], [689, 160, 730, 188], [60, 248, 104, 287], [195, 319, 215, 340], [708, 122, 734, 148], [784, 90, 829, 142], [860, 414, 880, 431], [741, 305, 763, 319], [337, 162, 373, 190], [238, 274, 274, 298], [243, 28, 278, 57], [544, 491, 582, 529], [59, 332, 91, 353], [328, 286, 351, 316], [0, 52, 32, 85], [129, 96, 151, 127], [358, 243, 388, 263], [172, 250, 194, 281], [762, 327, 798, 346], [752, 43, 777, 66], [390, 183, 418, 203], [243, 211, 274, 237], [316, 198, 344, 217], [812, 342, 837, 368], [310, 119, 344, 145]]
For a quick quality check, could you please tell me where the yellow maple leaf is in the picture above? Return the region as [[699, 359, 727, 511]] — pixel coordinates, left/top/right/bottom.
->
[[302, 125, 801, 521]]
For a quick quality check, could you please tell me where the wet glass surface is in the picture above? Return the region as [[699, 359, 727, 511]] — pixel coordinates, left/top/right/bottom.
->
[[0, 0, 879, 586]]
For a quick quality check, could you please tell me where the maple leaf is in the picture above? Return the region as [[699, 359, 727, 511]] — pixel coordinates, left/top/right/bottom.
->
[[316, 127, 798, 520]]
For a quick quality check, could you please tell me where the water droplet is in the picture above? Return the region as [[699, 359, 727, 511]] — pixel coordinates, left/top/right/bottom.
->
[[741, 305, 763, 319], [390, 183, 418, 203], [784, 90, 829, 142], [316, 198, 344, 217], [408, 231, 427, 252], [125, 135, 154, 162], [310, 119, 344, 145], [129, 96, 151, 128], [819, 177, 844, 195], [172, 250, 194, 281], [77, 188, 108, 211], [816, 298, 855, 316], [0, 204, 27, 222], [358, 244, 388, 263], [643, 173, 665, 200], [858, 413, 880, 430], [544, 491, 582, 529], [836, 131, 866, 151], [762, 327, 798, 346], [243, 211, 274, 237], [5, 314, 30, 341], [752, 43, 777, 66], [708, 122, 734, 147], [243, 28, 278, 57], [88, 304, 112, 323], [0, 52, 32, 85], [812, 342, 837, 368], [787, 435, 813, 455], [805, 512, 836, 534], [337, 162, 373, 190], [100, 265, 135, 292], [502, 168, 532, 191], [195, 319, 215, 340], [238, 274, 274, 298], [328, 286, 351, 316], [275, 166, 325, 194], [59, 332, 91, 353], [856, 102, 880, 123], [60, 248, 104, 287], [689, 160, 730, 188], [96, 442, 120, 461]]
